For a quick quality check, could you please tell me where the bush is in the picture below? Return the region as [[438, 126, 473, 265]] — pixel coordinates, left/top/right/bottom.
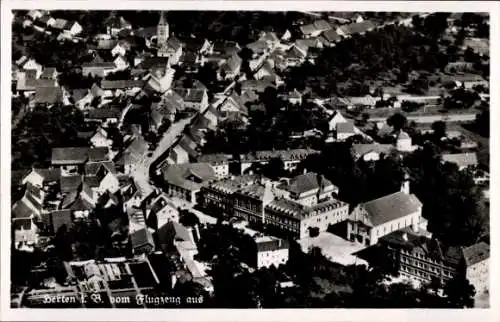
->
[[309, 227, 320, 238]]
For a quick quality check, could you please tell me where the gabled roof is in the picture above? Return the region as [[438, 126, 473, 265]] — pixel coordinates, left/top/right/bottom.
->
[[52, 18, 68, 30], [88, 147, 109, 162], [336, 122, 355, 134], [50, 210, 73, 233], [131, 227, 155, 249], [323, 29, 341, 43], [161, 163, 216, 192], [33, 87, 63, 104], [52, 147, 89, 165], [361, 191, 422, 227], [339, 20, 376, 35], [86, 108, 121, 120], [31, 168, 62, 183], [60, 175, 83, 193], [100, 80, 145, 90], [282, 172, 335, 196], [351, 144, 393, 159], [85, 161, 116, 176], [313, 19, 333, 31], [40, 67, 57, 79]]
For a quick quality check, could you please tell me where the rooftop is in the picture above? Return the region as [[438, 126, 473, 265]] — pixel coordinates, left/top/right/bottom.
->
[[361, 191, 422, 227], [462, 242, 490, 267], [442, 153, 478, 168]]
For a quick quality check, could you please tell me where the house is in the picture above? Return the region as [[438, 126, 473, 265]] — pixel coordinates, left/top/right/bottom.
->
[[352, 14, 364, 23], [81, 54, 117, 77], [144, 194, 179, 229], [442, 153, 478, 170], [255, 236, 289, 269], [100, 80, 144, 97], [112, 55, 129, 71], [27, 10, 44, 21], [130, 227, 155, 255], [218, 93, 249, 121], [336, 20, 376, 37], [31, 87, 63, 107], [336, 122, 356, 141], [13, 218, 39, 251], [22, 168, 61, 189], [396, 130, 414, 152], [158, 37, 183, 65], [51, 147, 109, 176], [239, 149, 320, 174], [161, 163, 216, 204], [351, 144, 394, 162], [62, 21, 83, 36], [19, 58, 43, 78], [40, 67, 57, 80], [219, 53, 242, 80], [90, 126, 113, 148], [275, 172, 339, 206], [144, 66, 176, 94], [85, 108, 121, 125], [197, 154, 232, 179], [174, 88, 209, 111], [347, 178, 427, 246], [299, 20, 332, 38], [114, 135, 148, 174], [111, 41, 131, 57], [463, 242, 490, 293], [12, 183, 43, 220], [150, 91, 183, 130]]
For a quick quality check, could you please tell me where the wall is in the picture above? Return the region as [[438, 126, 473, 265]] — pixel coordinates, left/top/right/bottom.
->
[[257, 248, 289, 268], [467, 259, 489, 293]]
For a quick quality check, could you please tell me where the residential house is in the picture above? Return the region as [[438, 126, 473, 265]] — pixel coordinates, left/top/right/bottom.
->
[[174, 87, 209, 111], [351, 143, 394, 162], [19, 58, 43, 78], [219, 52, 242, 80], [144, 66, 176, 94], [396, 130, 414, 152], [255, 236, 290, 268], [40, 67, 57, 80], [299, 20, 333, 38], [112, 55, 129, 71], [84, 108, 121, 127], [239, 149, 320, 174], [336, 20, 376, 37], [347, 179, 428, 246], [336, 122, 356, 141], [161, 163, 216, 204], [218, 93, 249, 122], [12, 183, 43, 220], [51, 147, 109, 176], [100, 80, 144, 97], [22, 168, 61, 189], [114, 134, 149, 174], [111, 41, 131, 57], [62, 21, 83, 36], [81, 54, 117, 77], [158, 37, 183, 65], [144, 194, 179, 230], [442, 153, 478, 170], [197, 154, 232, 179], [130, 227, 155, 255], [13, 218, 39, 251], [31, 87, 63, 108]]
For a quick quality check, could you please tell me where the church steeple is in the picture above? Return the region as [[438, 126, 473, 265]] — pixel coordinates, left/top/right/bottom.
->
[[157, 11, 169, 46]]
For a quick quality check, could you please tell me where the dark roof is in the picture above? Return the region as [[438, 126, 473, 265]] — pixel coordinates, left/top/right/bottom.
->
[[51, 147, 90, 165], [138, 57, 169, 70], [70, 195, 94, 211], [40, 67, 57, 79], [34, 87, 63, 104], [323, 29, 341, 43], [256, 238, 290, 252], [85, 161, 116, 176], [60, 175, 83, 193], [283, 172, 334, 195], [131, 228, 155, 249], [336, 122, 355, 134], [100, 80, 145, 90], [12, 200, 36, 219], [161, 163, 215, 192], [463, 242, 490, 267], [70, 89, 89, 102], [362, 191, 422, 226], [134, 26, 157, 39], [86, 108, 121, 120], [32, 168, 62, 182], [339, 20, 376, 35], [167, 37, 182, 51], [50, 210, 73, 233], [157, 221, 192, 248]]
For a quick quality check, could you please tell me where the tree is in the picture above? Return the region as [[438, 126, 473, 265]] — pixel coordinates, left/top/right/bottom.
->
[[262, 157, 286, 180], [444, 275, 476, 308], [431, 121, 447, 139], [387, 113, 408, 131]]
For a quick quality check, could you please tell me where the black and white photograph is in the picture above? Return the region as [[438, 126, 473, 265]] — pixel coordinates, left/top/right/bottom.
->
[[1, 0, 495, 318]]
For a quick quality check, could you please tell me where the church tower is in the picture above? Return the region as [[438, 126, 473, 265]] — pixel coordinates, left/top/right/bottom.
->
[[157, 11, 169, 47]]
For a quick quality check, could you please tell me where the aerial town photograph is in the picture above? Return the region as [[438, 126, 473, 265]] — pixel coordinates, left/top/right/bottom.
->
[[9, 9, 490, 309]]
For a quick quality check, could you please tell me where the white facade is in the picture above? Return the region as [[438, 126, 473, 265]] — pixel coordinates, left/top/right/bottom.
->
[[257, 247, 289, 268], [209, 163, 229, 179], [466, 259, 489, 294]]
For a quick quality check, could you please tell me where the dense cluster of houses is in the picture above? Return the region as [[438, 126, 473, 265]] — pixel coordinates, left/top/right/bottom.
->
[[11, 9, 490, 304]]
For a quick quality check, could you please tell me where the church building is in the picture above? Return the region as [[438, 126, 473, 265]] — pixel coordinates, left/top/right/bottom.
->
[[157, 12, 183, 65]]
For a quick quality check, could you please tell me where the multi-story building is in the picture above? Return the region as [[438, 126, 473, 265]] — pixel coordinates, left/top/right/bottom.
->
[[161, 163, 216, 204], [201, 173, 349, 238], [197, 154, 232, 179], [255, 236, 290, 268]]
